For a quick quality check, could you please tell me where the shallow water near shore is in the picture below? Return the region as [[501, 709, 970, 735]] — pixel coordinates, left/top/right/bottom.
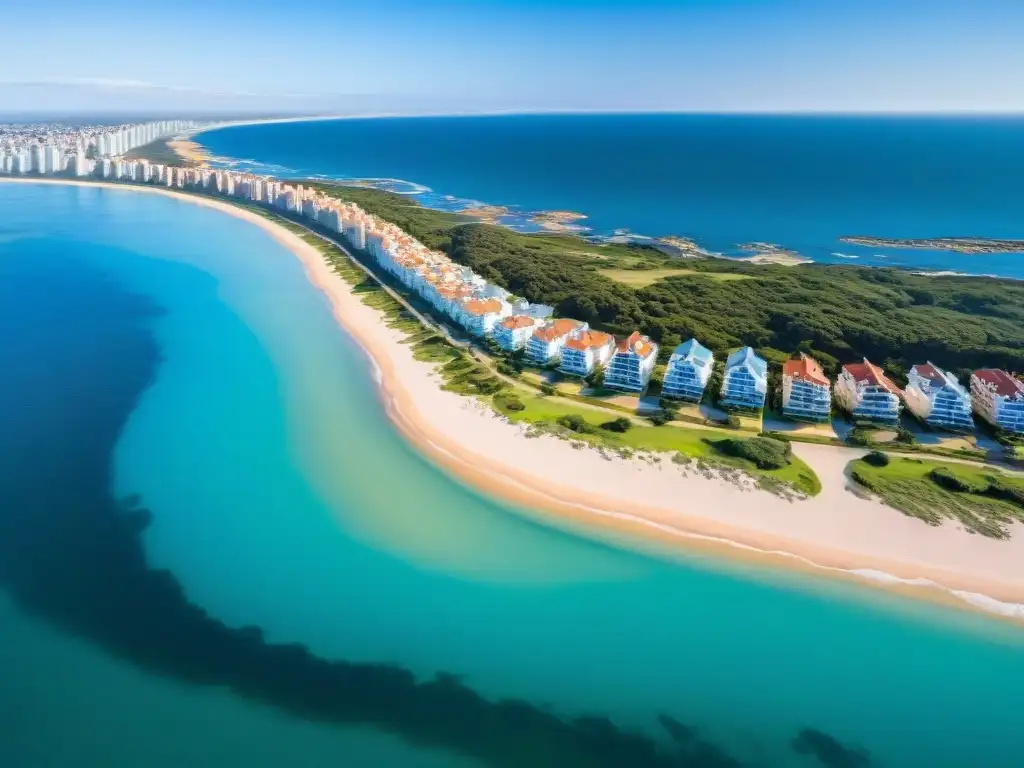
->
[[2, 181, 1024, 768]]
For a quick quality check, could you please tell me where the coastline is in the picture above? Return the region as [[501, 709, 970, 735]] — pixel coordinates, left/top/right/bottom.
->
[[6, 177, 1024, 623]]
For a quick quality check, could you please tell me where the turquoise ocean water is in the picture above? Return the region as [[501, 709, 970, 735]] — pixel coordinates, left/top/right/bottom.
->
[[197, 114, 1024, 279], [1, 182, 1023, 768]]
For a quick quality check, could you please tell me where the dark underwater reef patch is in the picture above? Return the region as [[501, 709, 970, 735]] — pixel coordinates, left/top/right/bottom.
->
[[0, 254, 868, 768]]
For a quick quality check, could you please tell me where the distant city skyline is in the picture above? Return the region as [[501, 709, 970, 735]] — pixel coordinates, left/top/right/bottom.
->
[[3, 0, 1023, 115]]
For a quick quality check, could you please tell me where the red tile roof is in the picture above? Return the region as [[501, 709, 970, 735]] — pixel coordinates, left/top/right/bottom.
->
[[615, 330, 655, 359], [783, 353, 829, 387], [498, 315, 536, 330], [462, 298, 503, 316], [532, 318, 582, 342], [563, 330, 613, 351], [843, 359, 901, 396], [911, 362, 946, 385], [973, 369, 1024, 399]]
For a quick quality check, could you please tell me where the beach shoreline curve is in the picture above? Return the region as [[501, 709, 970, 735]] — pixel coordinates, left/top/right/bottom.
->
[[5, 177, 1024, 624]]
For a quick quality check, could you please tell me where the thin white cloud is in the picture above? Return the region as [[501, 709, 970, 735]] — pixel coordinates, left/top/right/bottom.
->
[[0, 76, 321, 99]]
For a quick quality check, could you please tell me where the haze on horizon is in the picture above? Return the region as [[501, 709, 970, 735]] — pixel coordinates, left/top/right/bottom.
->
[[2, 0, 1023, 117]]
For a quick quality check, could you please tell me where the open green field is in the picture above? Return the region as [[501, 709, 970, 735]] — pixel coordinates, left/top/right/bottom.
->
[[598, 268, 752, 288], [850, 455, 1024, 538]]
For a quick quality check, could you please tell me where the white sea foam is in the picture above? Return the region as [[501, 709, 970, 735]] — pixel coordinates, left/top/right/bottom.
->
[[831, 252, 859, 259]]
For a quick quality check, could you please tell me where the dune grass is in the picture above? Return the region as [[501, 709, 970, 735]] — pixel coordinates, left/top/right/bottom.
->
[[850, 455, 1024, 538]]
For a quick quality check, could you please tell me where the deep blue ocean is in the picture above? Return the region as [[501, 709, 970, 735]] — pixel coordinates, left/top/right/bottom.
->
[[197, 114, 1024, 279], [2, 182, 1024, 768]]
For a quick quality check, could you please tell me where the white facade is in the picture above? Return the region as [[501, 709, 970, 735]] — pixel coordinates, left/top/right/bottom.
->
[[781, 353, 831, 421], [904, 363, 973, 430], [492, 315, 543, 352], [559, 331, 615, 377], [662, 339, 714, 402], [836, 359, 902, 424], [720, 347, 768, 410], [603, 332, 658, 393], [526, 319, 588, 365], [971, 369, 1024, 434]]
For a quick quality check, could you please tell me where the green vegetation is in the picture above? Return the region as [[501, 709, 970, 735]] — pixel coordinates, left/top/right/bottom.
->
[[125, 139, 195, 167], [714, 436, 792, 470], [597, 267, 752, 288], [850, 456, 1024, 538], [201, 190, 824, 497], [306, 182, 1024, 375], [863, 450, 890, 467], [246, 192, 825, 496], [600, 416, 633, 433], [482, 388, 820, 496]]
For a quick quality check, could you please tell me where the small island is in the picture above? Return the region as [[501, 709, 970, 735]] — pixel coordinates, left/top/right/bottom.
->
[[841, 236, 1024, 254], [531, 210, 589, 232]]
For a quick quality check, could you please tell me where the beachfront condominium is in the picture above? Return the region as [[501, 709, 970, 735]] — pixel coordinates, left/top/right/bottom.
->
[[603, 331, 659, 393], [661, 339, 714, 402], [526, 319, 589, 365], [719, 347, 768, 410], [559, 330, 616, 377], [970, 369, 1024, 434], [458, 297, 510, 337], [836, 359, 902, 424], [492, 315, 543, 352], [904, 363, 973, 430], [782, 353, 831, 421]]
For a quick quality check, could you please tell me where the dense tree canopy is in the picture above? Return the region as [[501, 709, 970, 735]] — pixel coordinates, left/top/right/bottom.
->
[[315, 183, 1024, 377]]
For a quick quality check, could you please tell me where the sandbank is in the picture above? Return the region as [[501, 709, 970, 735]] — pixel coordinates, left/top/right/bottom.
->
[[5, 177, 1024, 623]]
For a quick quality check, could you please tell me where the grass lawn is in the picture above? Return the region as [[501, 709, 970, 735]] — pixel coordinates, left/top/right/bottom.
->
[[491, 391, 820, 496], [849, 456, 1024, 538], [598, 267, 752, 288]]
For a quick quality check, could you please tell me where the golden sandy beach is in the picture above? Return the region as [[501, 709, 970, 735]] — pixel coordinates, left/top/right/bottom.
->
[[5, 177, 1024, 621]]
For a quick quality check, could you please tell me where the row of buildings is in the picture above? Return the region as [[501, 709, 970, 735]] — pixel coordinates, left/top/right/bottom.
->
[[4, 144, 1022, 435], [0, 120, 201, 176]]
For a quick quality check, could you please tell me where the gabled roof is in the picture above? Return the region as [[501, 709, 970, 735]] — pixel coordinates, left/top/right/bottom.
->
[[563, 330, 614, 351], [973, 369, 1024, 399], [672, 338, 713, 364], [843, 358, 901, 396], [911, 362, 952, 387], [615, 330, 656, 359], [783, 353, 829, 387], [726, 346, 767, 378]]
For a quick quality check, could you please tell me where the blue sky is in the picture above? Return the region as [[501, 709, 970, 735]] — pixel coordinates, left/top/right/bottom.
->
[[2, 0, 1022, 115]]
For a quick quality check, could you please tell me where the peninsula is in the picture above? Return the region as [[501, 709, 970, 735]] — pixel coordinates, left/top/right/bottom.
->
[[4, 129, 1024, 618], [840, 235, 1024, 254]]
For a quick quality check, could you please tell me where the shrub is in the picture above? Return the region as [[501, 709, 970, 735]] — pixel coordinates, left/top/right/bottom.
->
[[556, 414, 597, 434], [600, 416, 633, 433], [648, 410, 671, 426], [895, 426, 916, 445], [539, 383, 557, 396], [929, 467, 988, 494], [715, 436, 792, 470], [496, 361, 521, 378], [863, 450, 890, 467], [494, 393, 525, 412], [988, 479, 1024, 508], [846, 427, 873, 447], [725, 415, 742, 430]]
